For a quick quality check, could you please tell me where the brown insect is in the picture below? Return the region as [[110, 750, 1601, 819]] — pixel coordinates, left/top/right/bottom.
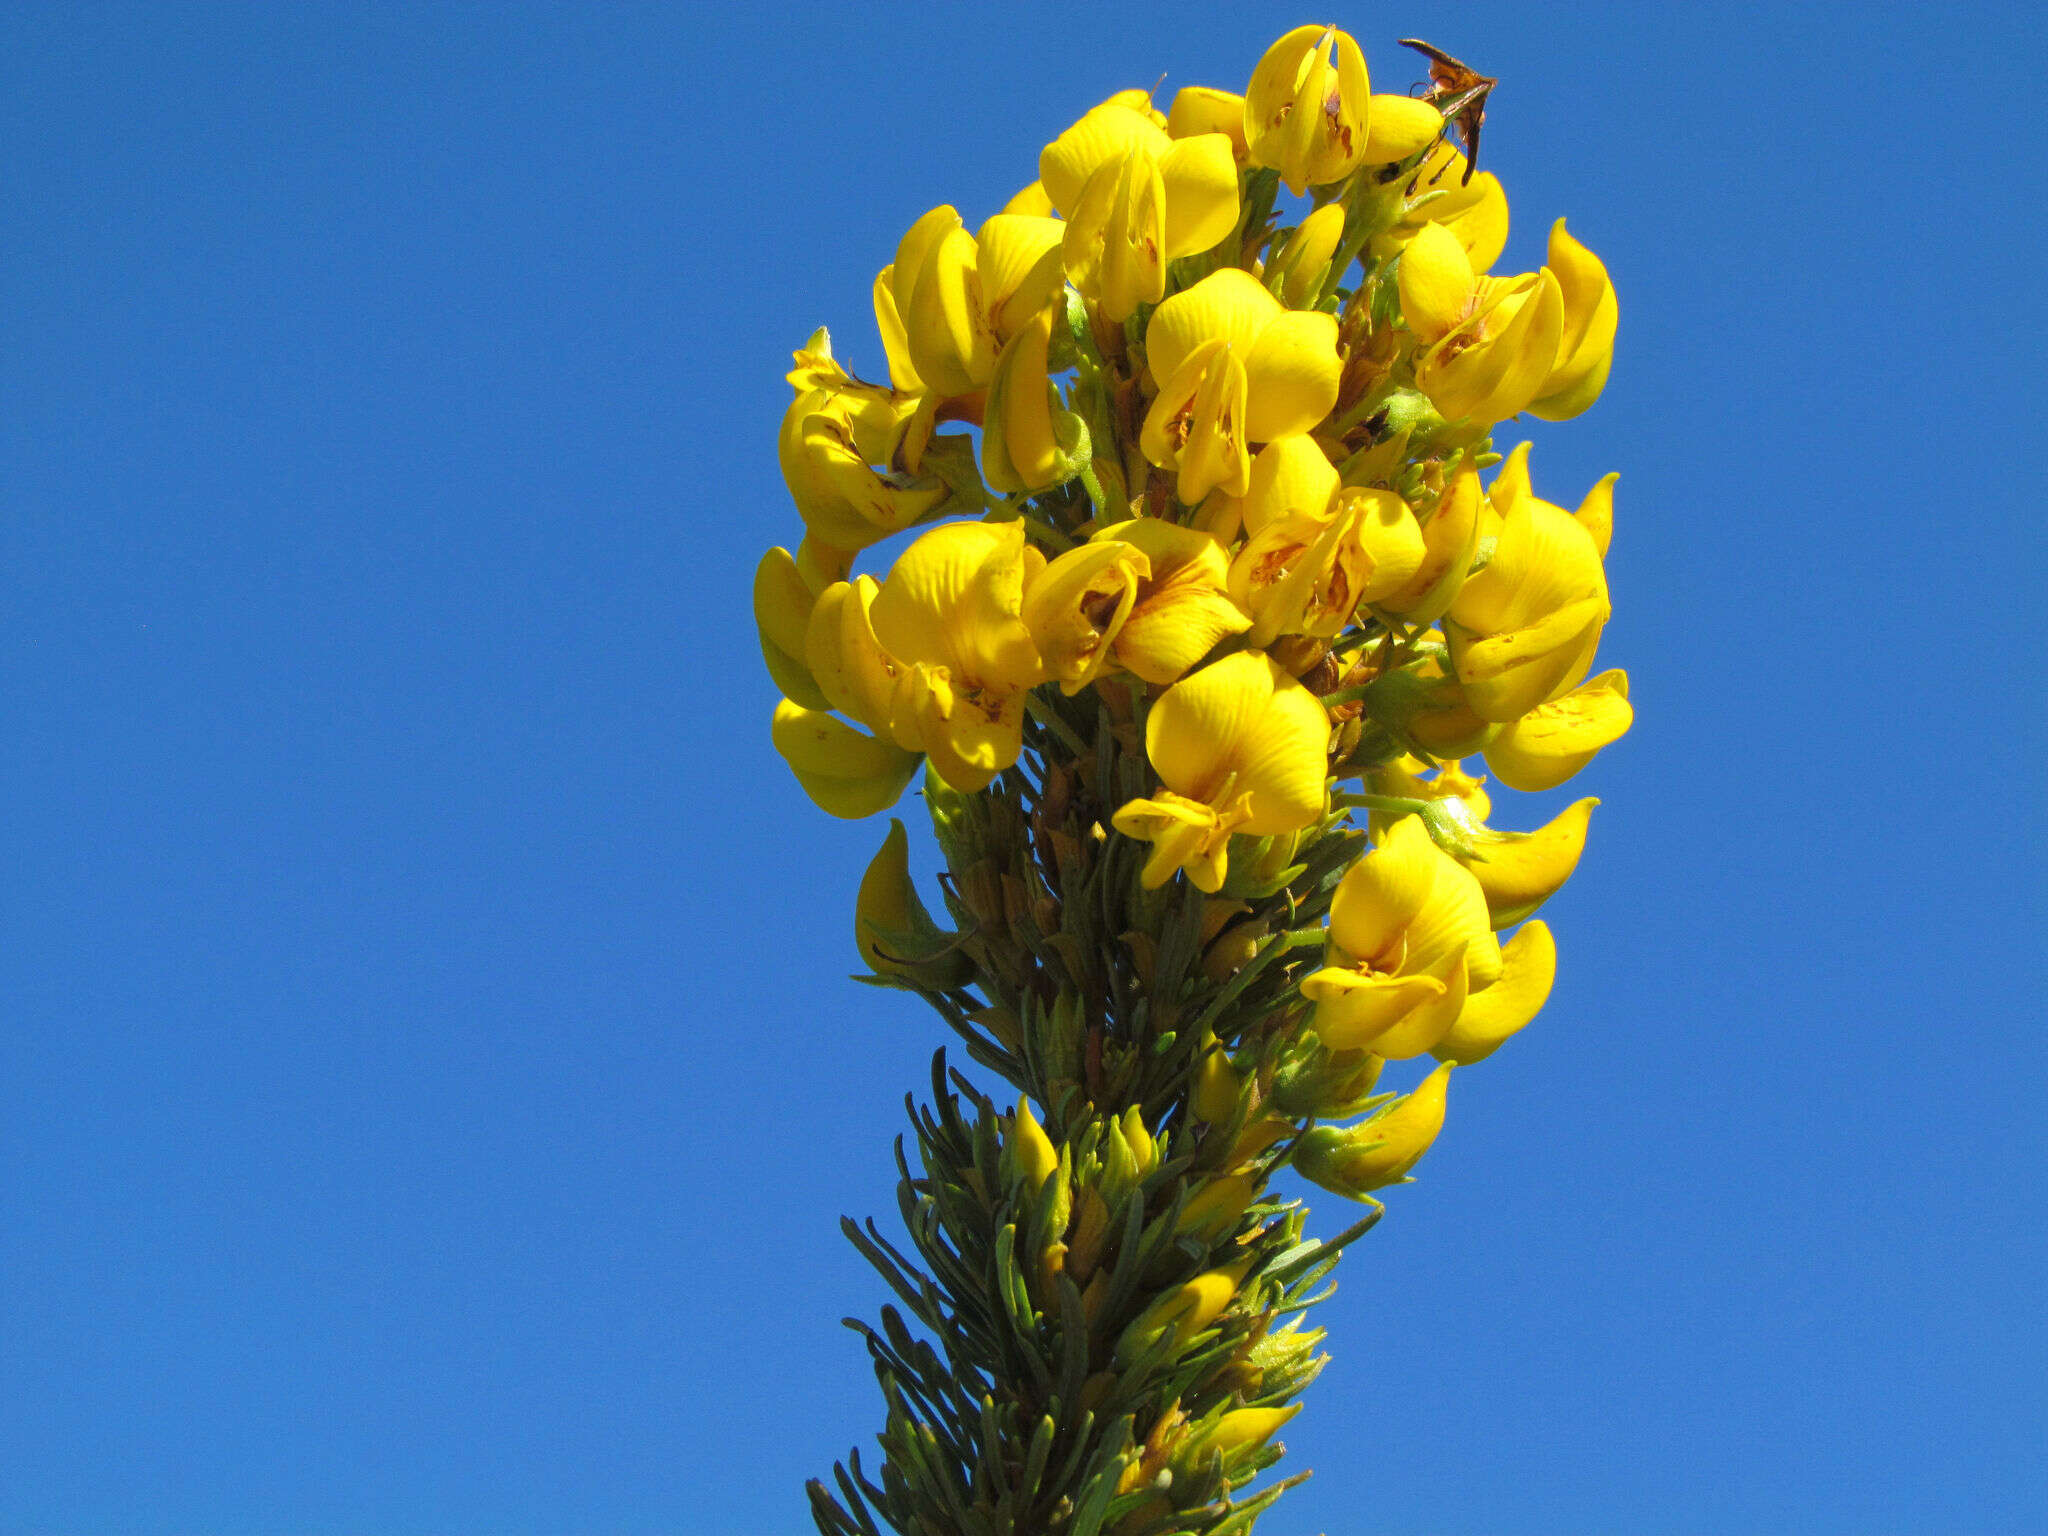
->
[[1397, 38, 1497, 183]]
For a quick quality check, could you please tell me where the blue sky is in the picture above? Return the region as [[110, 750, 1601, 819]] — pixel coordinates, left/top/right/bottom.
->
[[2, 4, 2043, 1533]]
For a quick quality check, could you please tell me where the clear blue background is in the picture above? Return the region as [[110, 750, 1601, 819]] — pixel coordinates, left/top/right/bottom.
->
[[4, 4, 2043, 1533]]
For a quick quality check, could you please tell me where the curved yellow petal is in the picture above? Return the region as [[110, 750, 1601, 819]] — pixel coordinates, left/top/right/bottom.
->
[[1242, 435, 1339, 537], [1484, 669, 1632, 791], [1361, 94, 1442, 164], [872, 520, 1041, 690], [975, 213, 1067, 340], [1380, 464, 1482, 622], [904, 226, 995, 399], [1434, 920, 1555, 1064], [872, 266, 923, 394], [1575, 470, 1617, 558], [1459, 798, 1596, 928], [1328, 815, 1436, 963], [1397, 220, 1475, 343], [1291, 1062, 1452, 1196], [1001, 179, 1054, 217], [1529, 218, 1618, 422], [804, 575, 898, 732], [1304, 965, 1447, 1051], [1022, 538, 1147, 693], [1270, 203, 1347, 309], [771, 699, 921, 819]]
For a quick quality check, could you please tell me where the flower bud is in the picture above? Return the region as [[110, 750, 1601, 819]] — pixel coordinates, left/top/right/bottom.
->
[[855, 818, 972, 987], [1292, 1062, 1453, 1198]]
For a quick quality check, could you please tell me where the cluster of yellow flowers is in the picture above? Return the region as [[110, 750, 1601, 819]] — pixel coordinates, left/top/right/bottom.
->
[[760, 22, 1625, 1113], [770, 25, 1631, 1531]]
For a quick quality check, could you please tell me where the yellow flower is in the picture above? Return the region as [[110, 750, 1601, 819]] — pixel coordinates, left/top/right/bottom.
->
[[1139, 269, 1342, 501], [1444, 477, 1611, 721], [1529, 219, 1618, 421], [869, 520, 1044, 792], [1111, 651, 1329, 893], [1228, 485, 1426, 646], [878, 206, 1067, 400], [1301, 816, 1500, 1059], [1398, 220, 1565, 425], [1291, 1061, 1454, 1197], [1022, 518, 1248, 692], [1432, 919, 1554, 1064], [769, 698, 921, 820], [778, 337, 949, 554], [1484, 669, 1632, 791], [1008, 1095, 1059, 1194], [1244, 25, 1372, 195], [1040, 99, 1239, 321]]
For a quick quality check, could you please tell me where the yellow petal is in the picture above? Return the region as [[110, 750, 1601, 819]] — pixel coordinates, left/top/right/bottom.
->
[[872, 520, 1041, 690], [804, 575, 898, 732], [1447, 596, 1607, 721], [1361, 94, 1442, 163], [1166, 85, 1248, 161], [1242, 435, 1338, 536], [1111, 789, 1242, 893], [1270, 203, 1347, 310], [888, 206, 963, 320], [1459, 799, 1596, 927], [872, 267, 923, 394], [1305, 962, 1450, 1055], [1292, 1062, 1452, 1196], [1157, 133, 1241, 258], [1397, 221, 1475, 343], [1529, 218, 1619, 422], [1575, 471, 1617, 558], [1232, 663, 1333, 833], [1145, 268, 1281, 391], [1484, 669, 1631, 792], [1435, 920, 1555, 1064], [904, 226, 995, 398], [1140, 339, 1251, 504], [1328, 815, 1436, 963], [1380, 465, 1482, 621], [975, 213, 1067, 340], [982, 303, 1068, 493], [770, 699, 920, 819], [1243, 307, 1343, 441], [1000, 179, 1054, 218], [1104, 518, 1249, 685], [1039, 101, 1168, 215], [1453, 494, 1608, 635], [1402, 851, 1502, 989]]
